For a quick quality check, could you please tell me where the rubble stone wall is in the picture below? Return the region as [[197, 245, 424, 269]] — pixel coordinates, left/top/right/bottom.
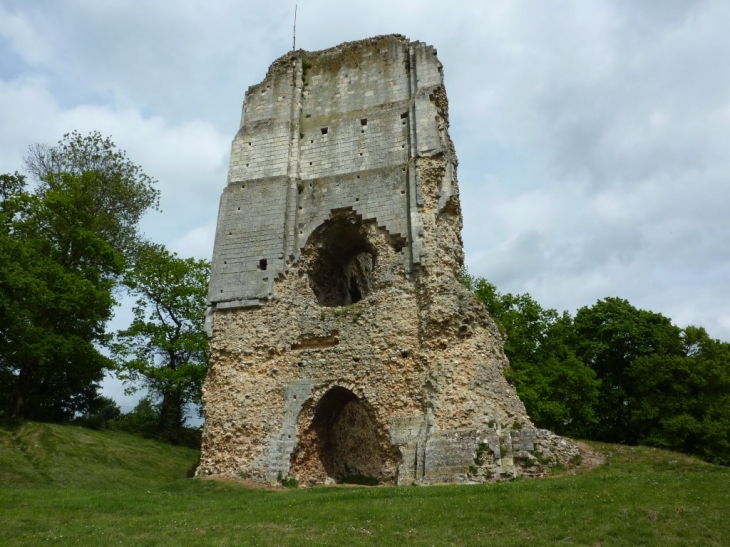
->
[[200, 35, 579, 486]]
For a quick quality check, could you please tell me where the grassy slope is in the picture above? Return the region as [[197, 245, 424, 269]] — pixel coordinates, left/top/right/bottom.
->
[[0, 421, 198, 489], [1, 423, 729, 547]]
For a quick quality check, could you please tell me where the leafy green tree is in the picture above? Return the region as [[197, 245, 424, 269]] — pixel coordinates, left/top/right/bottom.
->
[[464, 273, 730, 463], [113, 243, 209, 430], [467, 275, 599, 435], [24, 131, 159, 257], [0, 132, 159, 420], [1, 172, 117, 419], [573, 297, 683, 443], [628, 326, 730, 464]]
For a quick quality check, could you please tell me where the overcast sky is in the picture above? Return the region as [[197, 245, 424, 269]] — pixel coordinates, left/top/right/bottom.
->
[[2, 0, 729, 409]]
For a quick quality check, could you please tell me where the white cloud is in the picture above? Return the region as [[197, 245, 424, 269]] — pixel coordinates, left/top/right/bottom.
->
[[0, 4, 55, 66]]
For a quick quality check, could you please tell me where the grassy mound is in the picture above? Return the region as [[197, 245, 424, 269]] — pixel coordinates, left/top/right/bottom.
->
[[0, 421, 198, 489], [1, 422, 729, 546]]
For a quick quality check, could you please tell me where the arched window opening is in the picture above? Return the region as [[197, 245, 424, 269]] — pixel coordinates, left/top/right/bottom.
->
[[306, 216, 375, 307]]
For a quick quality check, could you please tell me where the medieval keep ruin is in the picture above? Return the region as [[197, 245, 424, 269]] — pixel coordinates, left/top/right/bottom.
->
[[199, 35, 579, 486]]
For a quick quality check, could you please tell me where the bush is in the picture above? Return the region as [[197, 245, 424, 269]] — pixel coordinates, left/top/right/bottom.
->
[[115, 396, 160, 427], [76, 396, 121, 430]]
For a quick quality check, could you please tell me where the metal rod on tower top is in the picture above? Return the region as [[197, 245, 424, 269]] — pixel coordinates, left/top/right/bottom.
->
[[293, 5, 297, 51]]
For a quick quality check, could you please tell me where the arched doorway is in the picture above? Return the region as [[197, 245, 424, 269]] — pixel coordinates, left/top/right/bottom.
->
[[305, 213, 376, 307], [290, 387, 400, 485]]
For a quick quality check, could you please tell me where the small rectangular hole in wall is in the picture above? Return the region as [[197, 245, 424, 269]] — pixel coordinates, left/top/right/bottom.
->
[[359, 152, 363, 156], [360, 118, 367, 126], [248, 141, 252, 146], [259, 259, 267, 270], [321, 127, 328, 135], [401, 112, 408, 119]]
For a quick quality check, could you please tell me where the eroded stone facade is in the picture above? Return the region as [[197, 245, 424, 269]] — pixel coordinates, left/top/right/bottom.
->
[[200, 35, 579, 486]]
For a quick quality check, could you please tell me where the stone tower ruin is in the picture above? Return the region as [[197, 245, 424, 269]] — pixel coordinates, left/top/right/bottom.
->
[[199, 35, 578, 486]]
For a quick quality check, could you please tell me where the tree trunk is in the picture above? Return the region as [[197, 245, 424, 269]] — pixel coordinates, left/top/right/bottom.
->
[[174, 391, 182, 428], [6, 363, 35, 419], [158, 391, 170, 430]]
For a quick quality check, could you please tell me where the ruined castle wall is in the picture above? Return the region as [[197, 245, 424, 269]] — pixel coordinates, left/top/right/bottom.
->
[[200, 35, 580, 486]]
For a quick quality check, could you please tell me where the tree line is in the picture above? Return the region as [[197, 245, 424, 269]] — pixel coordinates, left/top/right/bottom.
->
[[0, 132, 209, 430], [463, 273, 730, 465]]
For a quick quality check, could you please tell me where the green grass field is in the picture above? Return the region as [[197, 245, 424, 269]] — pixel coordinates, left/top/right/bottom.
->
[[1, 422, 729, 546]]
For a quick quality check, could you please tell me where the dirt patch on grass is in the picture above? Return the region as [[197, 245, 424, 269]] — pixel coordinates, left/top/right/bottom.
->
[[198, 475, 278, 490], [572, 441, 607, 473]]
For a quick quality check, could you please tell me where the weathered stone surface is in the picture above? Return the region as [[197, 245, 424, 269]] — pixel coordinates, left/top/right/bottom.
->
[[199, 34, 579, 486]]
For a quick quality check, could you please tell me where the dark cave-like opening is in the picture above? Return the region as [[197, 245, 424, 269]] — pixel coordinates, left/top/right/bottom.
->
[[304, 387, 392, 484], [307, 217, 375, 307]]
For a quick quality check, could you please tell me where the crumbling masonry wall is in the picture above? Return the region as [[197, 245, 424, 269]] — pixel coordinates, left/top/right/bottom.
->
[[200, 35, 579, 486]]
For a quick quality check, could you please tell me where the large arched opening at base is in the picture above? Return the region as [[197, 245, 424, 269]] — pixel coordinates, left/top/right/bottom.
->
[[289, 387, 400, 485]]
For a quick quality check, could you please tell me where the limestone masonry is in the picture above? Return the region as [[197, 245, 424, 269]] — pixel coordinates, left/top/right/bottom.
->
[[199, 35, 579, 486]]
